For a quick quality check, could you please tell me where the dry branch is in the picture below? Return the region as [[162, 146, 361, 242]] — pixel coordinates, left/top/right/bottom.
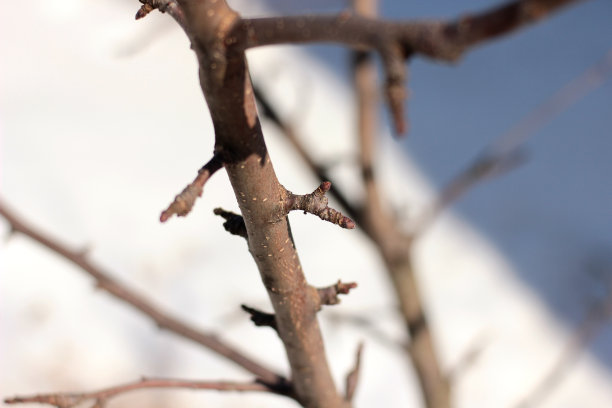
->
[[160, 154, 224, 222], [0, 200, 283, 386], [5, 377, 291, 408]]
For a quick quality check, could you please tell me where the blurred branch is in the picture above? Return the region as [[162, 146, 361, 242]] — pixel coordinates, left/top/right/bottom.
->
[[5, 377, 292, 408], [0, 200, 285, 386], [412, 47, 612, 237], [513, 282, 612, 408], [244, 0, 586, 134]]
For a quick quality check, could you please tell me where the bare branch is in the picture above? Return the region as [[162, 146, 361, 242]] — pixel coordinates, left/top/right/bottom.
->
[[160, 155, 224, 222], [243, 1, 584, 61], [345, 343, 364, 402], [0, 200, 283, 385], [285, 182, 355, 229], [5, 377, 291, 408], [317, 280, 358, 309], [214, 208, 248, 239], [241, 304, 278, 331]]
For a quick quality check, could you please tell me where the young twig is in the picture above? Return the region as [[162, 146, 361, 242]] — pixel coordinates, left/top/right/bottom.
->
[[0, 200, 283, 386], [160, 154, 224, 222]]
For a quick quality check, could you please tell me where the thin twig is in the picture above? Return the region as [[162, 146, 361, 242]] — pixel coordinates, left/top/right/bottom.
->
[[160, 155, 224, 222], [5, 377, 290, 408], [0, 200, 284, 386]]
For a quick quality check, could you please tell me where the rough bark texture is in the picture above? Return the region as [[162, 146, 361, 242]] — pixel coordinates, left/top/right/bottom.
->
[[177, 1, 348, 406]]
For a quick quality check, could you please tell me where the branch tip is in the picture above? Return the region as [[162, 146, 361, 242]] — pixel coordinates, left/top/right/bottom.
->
[[241, 304, 277, 330], [160, 155, 224, 223]]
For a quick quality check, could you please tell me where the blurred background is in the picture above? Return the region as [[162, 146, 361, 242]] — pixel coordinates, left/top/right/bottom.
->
[[1, 0, 611, 407]]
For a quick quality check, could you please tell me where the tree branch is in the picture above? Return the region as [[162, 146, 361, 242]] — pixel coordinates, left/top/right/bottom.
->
[[171, 1, 350, 406], [160, 154, 224, 222], [5, 377, 291, 408], [0, 200, 283, 386]]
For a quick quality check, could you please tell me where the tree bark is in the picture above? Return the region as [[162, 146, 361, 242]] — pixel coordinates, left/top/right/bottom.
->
[[177, 1, 348, 407]]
